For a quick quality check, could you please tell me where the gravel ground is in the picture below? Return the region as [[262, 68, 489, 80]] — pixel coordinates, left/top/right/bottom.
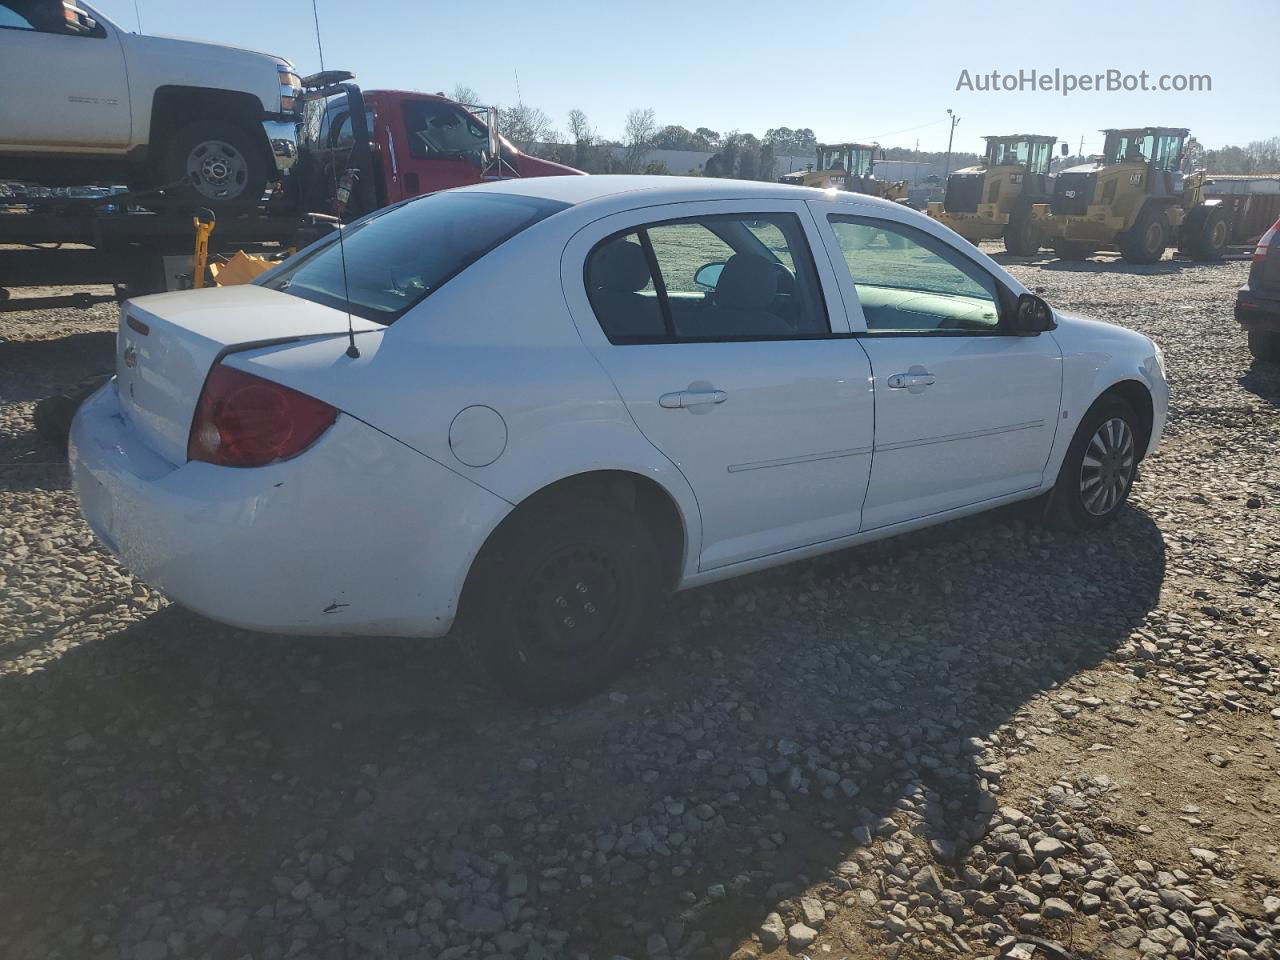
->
[[1, 253, 1277, 960]]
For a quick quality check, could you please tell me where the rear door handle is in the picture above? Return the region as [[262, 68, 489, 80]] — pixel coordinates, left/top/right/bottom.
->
[[659, 389, 727, 409], [887, 372, 936, 390]]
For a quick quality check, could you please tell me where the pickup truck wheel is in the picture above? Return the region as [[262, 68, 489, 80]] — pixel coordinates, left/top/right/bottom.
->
[[1248, 330, 1280, 361], [161, 121, 267, 213], [460, 499, 664, 704], [1047, 397, 1140, 530]]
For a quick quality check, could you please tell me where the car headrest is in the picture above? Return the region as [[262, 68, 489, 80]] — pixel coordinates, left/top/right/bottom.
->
[[592, 240, 652, 293], [715, 254, 779, 311]]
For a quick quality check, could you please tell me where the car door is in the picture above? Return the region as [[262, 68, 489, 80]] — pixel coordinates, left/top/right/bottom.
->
[[0, 1, 130, 149], [393, 98, 493, 196], [563, 200, 875, 571], [817, 209, 1062, 530]]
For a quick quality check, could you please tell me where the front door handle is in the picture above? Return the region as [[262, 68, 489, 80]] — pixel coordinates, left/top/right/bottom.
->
[[887, 372, 936, 390], [659, 389, 727, 409]]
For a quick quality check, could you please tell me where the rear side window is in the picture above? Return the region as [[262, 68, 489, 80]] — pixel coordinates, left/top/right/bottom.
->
[[585, 212, 829, 343], [263, 191, 567, 323]]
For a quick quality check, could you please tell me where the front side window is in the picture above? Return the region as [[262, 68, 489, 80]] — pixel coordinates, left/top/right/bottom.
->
[[828, 216, 1003, 334], [585, 213, 829, 343], [402, 101, 489, 158], [263, 191, 567, 323]]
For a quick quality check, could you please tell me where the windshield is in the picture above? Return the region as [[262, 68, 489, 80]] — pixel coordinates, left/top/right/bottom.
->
[[262, 191, 568, 323], [850, 147, 873, 177], [1104, 132, 1155, 165]]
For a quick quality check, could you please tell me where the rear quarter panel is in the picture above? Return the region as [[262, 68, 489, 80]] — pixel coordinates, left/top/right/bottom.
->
[[229, 217, 705, 579]]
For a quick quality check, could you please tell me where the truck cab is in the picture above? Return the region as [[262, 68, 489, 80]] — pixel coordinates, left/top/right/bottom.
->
[[299, 88, 582, 217]]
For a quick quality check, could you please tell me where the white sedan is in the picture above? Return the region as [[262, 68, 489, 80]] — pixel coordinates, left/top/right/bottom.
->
[[70, 176, 1168, 701]]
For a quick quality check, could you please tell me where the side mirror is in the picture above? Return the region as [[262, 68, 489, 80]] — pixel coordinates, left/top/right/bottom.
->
[[1014, 292, 1055, 334], [1061, 143, 1069, 156], [694, 262, 725, 289], [486, 106, 500, 162]]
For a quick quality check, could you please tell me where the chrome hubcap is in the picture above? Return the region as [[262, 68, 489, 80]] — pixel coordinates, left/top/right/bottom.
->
[[186, 139, 248, 200], [1080, 417, 1135, 516]]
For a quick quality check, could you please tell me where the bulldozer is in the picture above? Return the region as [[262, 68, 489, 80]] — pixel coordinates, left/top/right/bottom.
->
[[1033, 127, 1229, 263], [926, 134, 1057, 255], [779, 143, 908, 202]]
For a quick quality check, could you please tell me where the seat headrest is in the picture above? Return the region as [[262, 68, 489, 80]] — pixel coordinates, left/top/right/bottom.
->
[[714, 254, 779, 311], [592, 240, 652, 293]]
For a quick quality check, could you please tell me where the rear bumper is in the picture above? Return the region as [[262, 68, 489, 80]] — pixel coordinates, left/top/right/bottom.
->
[[1236, 287, 1280, 332], [69, 381, 510, 637]]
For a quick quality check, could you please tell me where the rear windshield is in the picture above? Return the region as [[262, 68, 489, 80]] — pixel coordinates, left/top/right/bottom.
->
[[262, 191, 568, 323]]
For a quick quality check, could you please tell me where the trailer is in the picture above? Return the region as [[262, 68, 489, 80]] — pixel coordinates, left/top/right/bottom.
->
[[1202, 174, 1280, 245], [0, 74, 372, 313]]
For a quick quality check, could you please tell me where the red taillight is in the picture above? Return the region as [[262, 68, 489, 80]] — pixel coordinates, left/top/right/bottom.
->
[[1256, 219, 1279, 263], [188, 364, 337, 467]]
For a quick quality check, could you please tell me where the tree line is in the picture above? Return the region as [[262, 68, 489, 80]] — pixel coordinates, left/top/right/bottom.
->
[[453, 88, 1280, 178]]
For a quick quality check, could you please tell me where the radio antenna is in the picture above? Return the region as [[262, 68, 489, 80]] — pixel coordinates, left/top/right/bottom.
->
[[310, 0, 359, 358]]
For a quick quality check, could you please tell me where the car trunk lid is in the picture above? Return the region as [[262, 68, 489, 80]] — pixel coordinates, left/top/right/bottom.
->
[[115, 285, 380, 465]]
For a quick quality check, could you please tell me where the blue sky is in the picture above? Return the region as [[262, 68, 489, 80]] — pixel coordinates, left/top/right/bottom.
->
[[93, 0, 1267, 153]]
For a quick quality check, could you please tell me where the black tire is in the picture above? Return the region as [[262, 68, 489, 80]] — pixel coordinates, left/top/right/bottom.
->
[[1183, 205, 1229, 262], [1003, 203, 1039, 256], [1119, 205, 1169, 264], [1248, 329, 1280, 362], [1051, 240, 1090, 261], [1047, 396, 1142, 530], [459, 498, 665, 704], [158, 121, 268, 214]]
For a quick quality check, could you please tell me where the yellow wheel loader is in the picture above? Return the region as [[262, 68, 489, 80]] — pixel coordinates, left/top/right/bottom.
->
[[927, 135, 1057, 255], [779, 143, 908, 202], [1033, 127, 1229, 264]]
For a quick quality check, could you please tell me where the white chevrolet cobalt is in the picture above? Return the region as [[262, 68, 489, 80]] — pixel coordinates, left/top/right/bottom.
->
[[70, 177, 1168, 701]]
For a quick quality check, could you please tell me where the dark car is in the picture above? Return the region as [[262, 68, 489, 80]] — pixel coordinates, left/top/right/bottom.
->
[[1237, 217, 1280, 361]]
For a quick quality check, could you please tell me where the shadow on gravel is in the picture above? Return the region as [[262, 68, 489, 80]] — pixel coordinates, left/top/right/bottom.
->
[[0, 331, 115, 399], [0, 504, 1166, 959], [1239, 359, 1280, 407]]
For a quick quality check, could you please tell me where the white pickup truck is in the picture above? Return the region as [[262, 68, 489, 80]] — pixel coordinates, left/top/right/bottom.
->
[[0, 0, 302, 211]]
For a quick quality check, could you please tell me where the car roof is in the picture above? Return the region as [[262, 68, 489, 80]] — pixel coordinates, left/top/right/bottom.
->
[[452, 174, 903, 213]]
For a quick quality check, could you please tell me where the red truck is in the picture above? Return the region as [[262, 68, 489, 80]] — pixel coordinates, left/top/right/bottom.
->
[[1, 74, 581, 307], [295, 74, 582, 217]]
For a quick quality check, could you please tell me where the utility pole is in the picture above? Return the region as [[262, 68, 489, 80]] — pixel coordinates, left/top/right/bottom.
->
[[944, 109, 960, 179]]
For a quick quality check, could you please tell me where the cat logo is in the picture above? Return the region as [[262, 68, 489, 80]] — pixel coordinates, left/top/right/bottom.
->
[[1064, 190, 1078, 199]]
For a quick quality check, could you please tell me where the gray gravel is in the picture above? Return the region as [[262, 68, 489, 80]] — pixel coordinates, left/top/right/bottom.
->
[[1, 253, 1277, 960]]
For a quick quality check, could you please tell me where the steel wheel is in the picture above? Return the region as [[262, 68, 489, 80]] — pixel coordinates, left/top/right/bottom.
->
[[1079, 417, 1135, 516], [186, 139, 250, 201], [521, 546, 623, 658]]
